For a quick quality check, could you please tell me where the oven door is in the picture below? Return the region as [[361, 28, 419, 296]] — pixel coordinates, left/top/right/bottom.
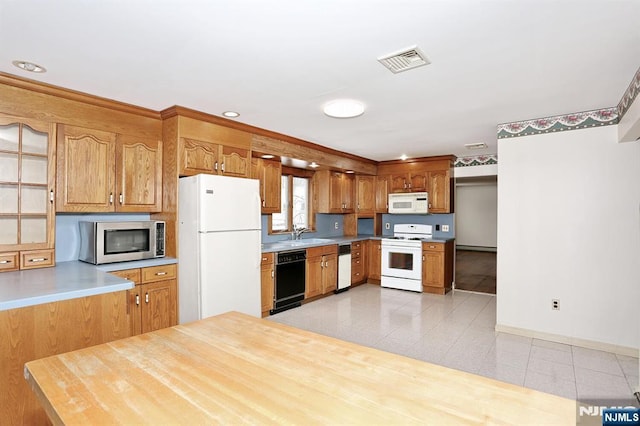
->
[[381, 242, 422, 280]]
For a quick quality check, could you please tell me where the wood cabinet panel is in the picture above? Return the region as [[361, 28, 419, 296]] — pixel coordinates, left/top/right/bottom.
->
[[0, 252, 19, 272], [252, 157, 281, 214], [368, 240, 381, 281], [116, 134, 163, 212], [356, 175, 375, 216], [315, 170, 355, 213], [57, 124, 163, 213], [141, 264, 177, 283], [422, 240, 454, 294], [20, 249, 54, 270], [180, 137, 219, 176], [260, 253, 274, 316], [351, 240, 366, 285], [427, 169, 449, 213], [375, 175, 389, 213], [306, 245, 338, 298], [57, 124, 116, 211], [0, 291, 130, 425], [220, 145, 250, 177]]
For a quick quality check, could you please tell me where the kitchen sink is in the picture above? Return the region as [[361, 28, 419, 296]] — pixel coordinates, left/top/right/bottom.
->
[[270, 238, 334, 248]]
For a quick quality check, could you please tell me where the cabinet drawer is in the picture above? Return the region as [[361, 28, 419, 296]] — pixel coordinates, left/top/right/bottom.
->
[[111, 268, 141, 284], [351, 241, 362, 251], [20, 249, 55, 270], [142, 264, 177, 283], [0, 252, 19, 272], [261, 252, 274, 265], [422, 242, 444, 252], [306, 244, 338, 258]]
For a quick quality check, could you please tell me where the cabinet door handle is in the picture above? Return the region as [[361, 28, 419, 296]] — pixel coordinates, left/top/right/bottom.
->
[[422, 255, 425, 261], [155, 271, 167, 276], [262, 200, 265, 207], [408, 183, 412, 189], [135, 294, 140, 306], [0, 260, 11, 264], [49, 190, 54, 203], [271, 270, 274, 278], [221, 163, 225, 172], [29, 258, 47, 263], [119, 193, 124, 204], [109, 193, 114, 204], [145, 293, 149, 304], [429, 245, 436, 249], [214, 162, 218, 171]]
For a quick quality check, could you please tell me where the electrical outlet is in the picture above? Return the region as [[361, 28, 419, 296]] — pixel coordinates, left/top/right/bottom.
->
[[442, 225, 449, 232], [334, 221, 339, 230], [552, 299, 560, 310], [385, 223, 390, 230]]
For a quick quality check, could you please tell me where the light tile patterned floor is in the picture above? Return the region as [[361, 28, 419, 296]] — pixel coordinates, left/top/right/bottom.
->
[[267, 284, 639, 401]]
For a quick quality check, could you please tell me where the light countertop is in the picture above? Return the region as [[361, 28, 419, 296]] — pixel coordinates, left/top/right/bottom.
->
[[0, 257, 177, 311], [261, 235, 454, 253]]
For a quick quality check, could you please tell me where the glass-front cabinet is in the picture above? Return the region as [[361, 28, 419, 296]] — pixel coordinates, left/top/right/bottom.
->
[[0, 117, 55, 271]]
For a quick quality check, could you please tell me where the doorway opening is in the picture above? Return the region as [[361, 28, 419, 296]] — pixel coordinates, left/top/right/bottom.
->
[[454, 175, 497, 294]]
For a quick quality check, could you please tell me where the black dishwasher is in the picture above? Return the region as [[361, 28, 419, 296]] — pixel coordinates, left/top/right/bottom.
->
[[270, 250, 306, 315]]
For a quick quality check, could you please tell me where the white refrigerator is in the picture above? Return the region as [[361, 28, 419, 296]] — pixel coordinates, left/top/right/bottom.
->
[[178, 174, 262, 323]]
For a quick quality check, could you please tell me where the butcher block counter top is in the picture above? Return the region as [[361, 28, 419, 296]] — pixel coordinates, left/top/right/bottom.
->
[[25, 312, 575, 425]]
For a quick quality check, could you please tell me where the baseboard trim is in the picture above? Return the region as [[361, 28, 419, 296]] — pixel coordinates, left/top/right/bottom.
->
[[495, 324, 639, 357], [456, 245, 497, 252]]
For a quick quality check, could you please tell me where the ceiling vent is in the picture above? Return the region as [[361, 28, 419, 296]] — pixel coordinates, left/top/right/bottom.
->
[[464, 142, 488, 150], [377, 46, 430, 74]]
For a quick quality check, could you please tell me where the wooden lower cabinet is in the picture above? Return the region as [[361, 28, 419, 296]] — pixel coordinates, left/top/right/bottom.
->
[[260, 253, 275, 316], [0, 291, 131, 425], [351, 240, 367, 285], [111, 264, 177, 335], [306, 245, 338, 298], [422, 241, 454, 294], [368, 239, 381, 282]]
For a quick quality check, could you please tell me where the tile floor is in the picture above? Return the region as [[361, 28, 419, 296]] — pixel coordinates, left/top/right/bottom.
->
[[267, 284, 639, 401], [455, 250, 496, 294]]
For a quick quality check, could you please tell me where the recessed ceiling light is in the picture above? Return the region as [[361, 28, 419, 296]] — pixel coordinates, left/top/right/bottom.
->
[[222, 111, 240, 118], [12, 60, 46, 73], [309, 162, 319, 168], [345, 170, 355, 174], [323, 99, 365, 119], [260, 154, 275, 159], [400, 154, 408, 161]]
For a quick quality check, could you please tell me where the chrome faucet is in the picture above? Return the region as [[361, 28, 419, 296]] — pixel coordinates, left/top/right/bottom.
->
[[291, 224, 309, 240]]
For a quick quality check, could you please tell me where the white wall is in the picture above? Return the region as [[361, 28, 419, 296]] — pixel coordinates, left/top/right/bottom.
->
[[497, 125, 640, 350], [455, 182, 497, 248]]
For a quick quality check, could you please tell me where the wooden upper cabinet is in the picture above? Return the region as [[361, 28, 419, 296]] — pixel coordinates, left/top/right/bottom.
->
[[178, 138, 249, 178], [57, 124, 162, 213], [57, 124, 116, 212], [375, 175, 389, 213], [427, 170, 449, 213], [116, 135, 163, 212], [251, 157, 281, 214], [179, 137, 219, 176], [0, 116, 56, 271], [356, 175, 375, 216], [220, 145, 250, 178], [316, 170, 354, 213], [389, 172, 427, 193]]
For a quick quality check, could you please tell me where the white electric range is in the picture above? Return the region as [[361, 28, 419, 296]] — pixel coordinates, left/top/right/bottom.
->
[[381, 224, 433, 292]]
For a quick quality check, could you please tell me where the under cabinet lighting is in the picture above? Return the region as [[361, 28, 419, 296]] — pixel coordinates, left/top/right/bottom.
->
[[400, 154, 408, 161], [309, 162, 319, 168], [261, 154, 275, 159]]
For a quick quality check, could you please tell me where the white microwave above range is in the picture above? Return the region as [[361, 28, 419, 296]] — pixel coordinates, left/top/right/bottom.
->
[[388, 192, 429, 214], [78, 220, 165, 264]]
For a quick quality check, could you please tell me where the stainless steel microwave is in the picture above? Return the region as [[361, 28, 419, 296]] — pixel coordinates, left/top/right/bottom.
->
[[388, 192, 429, 214], [78, 221, 165, 264]]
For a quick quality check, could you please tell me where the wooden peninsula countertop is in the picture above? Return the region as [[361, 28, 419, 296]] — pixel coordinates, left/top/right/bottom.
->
[[25, 312, 575, 425]]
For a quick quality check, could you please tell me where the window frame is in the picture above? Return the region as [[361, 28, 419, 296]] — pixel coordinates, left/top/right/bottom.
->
[[268, 167, 315, 235]]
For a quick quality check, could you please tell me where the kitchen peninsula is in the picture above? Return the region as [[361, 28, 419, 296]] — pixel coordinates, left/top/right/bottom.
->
[[25, 311, 576, 425]]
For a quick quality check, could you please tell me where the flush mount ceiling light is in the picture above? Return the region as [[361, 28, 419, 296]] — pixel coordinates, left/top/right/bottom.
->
[[464, 142, 488, 150], [222, 111, 240, 118], [323, 99, 365, 119], [12, 60, 46, 73]]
